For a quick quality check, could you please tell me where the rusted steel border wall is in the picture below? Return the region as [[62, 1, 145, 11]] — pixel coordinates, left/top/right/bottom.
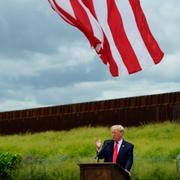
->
[[0, 92, 180, 134]]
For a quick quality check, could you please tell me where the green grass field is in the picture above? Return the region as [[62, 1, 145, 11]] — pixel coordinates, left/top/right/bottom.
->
[[0, 121, 180, 179]]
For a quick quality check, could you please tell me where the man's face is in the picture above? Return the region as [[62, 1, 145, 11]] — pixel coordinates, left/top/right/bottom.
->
[[111, 129, 123, 141]]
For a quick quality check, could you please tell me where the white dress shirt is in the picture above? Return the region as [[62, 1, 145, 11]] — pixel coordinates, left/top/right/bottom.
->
[[114, 139, 123, 153]]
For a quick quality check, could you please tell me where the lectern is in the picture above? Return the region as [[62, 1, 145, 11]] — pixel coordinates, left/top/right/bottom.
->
[[79, 163, 129, 180]]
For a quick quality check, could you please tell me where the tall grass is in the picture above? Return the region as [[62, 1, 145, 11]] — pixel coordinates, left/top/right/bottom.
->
[[0, 121, 180, 179]]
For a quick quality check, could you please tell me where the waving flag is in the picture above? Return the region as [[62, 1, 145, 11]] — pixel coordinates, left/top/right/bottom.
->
[[48, 0, 164, 76]]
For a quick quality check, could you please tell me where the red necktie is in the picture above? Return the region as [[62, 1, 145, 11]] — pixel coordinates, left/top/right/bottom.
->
[[112, 141, 118, 163]]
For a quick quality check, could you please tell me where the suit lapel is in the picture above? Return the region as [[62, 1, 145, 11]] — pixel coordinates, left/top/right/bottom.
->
[[108, 141, 114, 162], [117, 139, 126, 158]]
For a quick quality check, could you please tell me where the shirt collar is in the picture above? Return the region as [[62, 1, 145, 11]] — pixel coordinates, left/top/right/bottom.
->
[[114, 139, 123, 152], [114, 138, 123, 144]]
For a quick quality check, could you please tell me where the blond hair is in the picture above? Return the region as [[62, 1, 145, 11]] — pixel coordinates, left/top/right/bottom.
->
[[111, 125, 124, 132]]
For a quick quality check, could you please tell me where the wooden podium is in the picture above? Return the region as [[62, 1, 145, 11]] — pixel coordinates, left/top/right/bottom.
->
[[79, 163, 129, 180]]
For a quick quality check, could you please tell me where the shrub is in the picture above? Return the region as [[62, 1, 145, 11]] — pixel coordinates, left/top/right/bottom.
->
[[0, 152, 22, 179]]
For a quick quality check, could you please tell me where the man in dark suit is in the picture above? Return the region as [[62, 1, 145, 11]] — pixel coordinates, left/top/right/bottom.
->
[[96, 125, 134, 177]]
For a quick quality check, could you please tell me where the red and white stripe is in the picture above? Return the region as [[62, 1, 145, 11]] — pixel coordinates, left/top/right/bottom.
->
[[48, 0, 164, 77]]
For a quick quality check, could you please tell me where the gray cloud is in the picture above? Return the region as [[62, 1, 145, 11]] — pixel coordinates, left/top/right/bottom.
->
[[141, 0, 180, 54], [0, 0, 83, 58], [0, 0, 179, 112]]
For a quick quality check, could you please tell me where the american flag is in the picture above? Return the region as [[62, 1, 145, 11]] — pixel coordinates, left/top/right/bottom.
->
[[48, 0, 164, 76]]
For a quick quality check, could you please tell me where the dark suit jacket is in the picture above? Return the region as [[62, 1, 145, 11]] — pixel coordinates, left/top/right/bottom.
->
[[97, 139, 134, 171]]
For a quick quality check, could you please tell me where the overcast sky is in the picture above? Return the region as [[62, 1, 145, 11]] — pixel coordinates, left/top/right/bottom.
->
[[0, 0, 179, 112]]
